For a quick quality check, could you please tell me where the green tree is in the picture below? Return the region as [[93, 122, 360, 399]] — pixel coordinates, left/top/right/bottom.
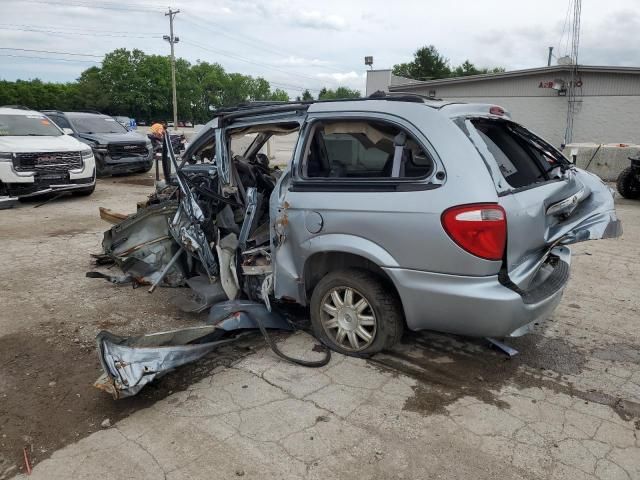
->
[[301, 89, 314, 101], [318, 86, 361, 100], [392, 45, 451, 80], [452, 60, 505, 77], [393, 46, 504, 80], [75, 67, 111, 111], [0, 48, 297, 123], [269, 89, 289, 101], [189, 61, 227, 122]]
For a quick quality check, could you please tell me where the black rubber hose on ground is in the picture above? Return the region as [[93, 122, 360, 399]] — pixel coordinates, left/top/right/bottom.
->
[[251, 310, 332, 368]]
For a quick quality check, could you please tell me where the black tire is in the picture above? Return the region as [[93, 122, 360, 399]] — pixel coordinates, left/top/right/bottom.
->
[[310, 268, 404, 356], [72, 183, 95, 196], [616, 167, 640, 199], [95, 158, 107, 178], [138, 163, 154, 173]]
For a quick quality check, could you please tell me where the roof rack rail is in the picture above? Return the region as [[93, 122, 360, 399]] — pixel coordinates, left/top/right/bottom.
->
[[1, 104, 34, 110], [368, 90, 436, 103], [212, 92, 437, 121]]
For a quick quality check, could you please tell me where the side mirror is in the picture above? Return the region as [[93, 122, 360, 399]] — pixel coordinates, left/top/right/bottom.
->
[[62, 128, 74, 135]]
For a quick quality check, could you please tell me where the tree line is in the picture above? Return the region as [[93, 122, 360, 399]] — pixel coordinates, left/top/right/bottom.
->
[[0, 48, 362, 123], [0, 45, 499, 123], [0, 49, 295, 123], [392, 45, 504, 80]]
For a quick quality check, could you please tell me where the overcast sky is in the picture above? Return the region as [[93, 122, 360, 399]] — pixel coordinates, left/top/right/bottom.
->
[[2, 0, 639, 96]]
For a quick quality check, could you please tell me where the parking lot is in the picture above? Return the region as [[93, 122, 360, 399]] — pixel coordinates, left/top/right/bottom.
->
[[1, 171, 639, 479]]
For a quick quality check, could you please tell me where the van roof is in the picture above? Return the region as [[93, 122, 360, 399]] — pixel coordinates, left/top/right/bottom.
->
[[210, 93, 509, 122]]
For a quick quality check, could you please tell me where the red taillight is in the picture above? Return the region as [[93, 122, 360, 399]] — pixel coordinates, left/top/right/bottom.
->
[[489, 106, 505, 116], [441, 204, 506, 261]]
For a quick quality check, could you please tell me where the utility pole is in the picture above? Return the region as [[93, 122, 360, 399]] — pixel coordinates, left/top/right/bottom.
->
[[164, 8, 180, 130], [547, 46, 553, 67]]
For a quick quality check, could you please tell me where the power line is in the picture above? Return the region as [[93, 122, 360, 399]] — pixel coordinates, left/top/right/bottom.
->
[[12, 0, 164, 14], [0, 23, 323, 91], [0, 53, 100, 63], [0, 25, 160, 39], [266, 79, 321, 93], [183, 39, 320, 92], [557, 0, 571, 55], [5, 0, 359, 82], [0, 23, 164, 35], [0, 47, 103, 58], [181, 13, 357, 74], [181, 14, 303, 60], [183, 39, 325, 87]]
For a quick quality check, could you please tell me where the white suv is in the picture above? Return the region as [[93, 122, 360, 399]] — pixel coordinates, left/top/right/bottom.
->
[[0, 106, 96, 206]]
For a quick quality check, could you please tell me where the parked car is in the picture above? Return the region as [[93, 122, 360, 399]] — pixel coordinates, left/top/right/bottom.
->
[[114, 116, 137, 131], [0, 106, 96, 205], [96, 95, 622, 356], [42, 111, 153, 176]]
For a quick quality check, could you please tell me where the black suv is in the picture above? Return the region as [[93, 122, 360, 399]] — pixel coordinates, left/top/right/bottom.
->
[[42, 111, 153, 176]]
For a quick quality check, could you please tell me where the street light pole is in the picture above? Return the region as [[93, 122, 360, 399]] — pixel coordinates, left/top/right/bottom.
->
[[164, 8, 180, 130]]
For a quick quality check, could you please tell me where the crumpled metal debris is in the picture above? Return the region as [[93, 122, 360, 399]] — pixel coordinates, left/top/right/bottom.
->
[[90, 131, 330, 399], [94, 301, 292, 399], [89, 201, 186, 288]]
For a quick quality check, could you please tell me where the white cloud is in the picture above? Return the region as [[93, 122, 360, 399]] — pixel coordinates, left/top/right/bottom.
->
[[277, 56, 331, 66], [315, 71, 366, 93], [294, 11, 347, 30], [317, 71, 362, 82]]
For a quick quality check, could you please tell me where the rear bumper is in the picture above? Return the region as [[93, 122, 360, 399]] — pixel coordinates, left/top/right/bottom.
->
[[383, 246, 571, 338]]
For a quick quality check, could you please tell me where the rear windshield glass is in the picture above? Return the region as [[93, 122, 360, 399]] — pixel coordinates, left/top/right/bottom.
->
[[69, 115, 128, 134], [470, 119, 566, 189], [0, 114, 62, 137]]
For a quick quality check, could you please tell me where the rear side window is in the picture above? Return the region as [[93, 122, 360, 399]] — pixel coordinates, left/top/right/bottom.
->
[[48, 114, 72, 130], [302, 120, 434, 179], [470, 120, 566, 189]]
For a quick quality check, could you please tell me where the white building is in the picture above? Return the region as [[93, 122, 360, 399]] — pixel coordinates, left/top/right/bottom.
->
[[366, 66, 640, 147]]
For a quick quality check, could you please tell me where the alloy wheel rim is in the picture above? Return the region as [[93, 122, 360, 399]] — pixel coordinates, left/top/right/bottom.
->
[[319, 286, 377, 351]]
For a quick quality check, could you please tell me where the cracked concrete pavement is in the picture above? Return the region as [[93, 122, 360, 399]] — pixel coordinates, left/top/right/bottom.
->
[[2, 175, 639, 479], [14, 329, 640, 479]]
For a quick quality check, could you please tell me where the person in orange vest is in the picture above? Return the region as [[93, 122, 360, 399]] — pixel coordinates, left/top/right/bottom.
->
[[150, 120, 166, 139]]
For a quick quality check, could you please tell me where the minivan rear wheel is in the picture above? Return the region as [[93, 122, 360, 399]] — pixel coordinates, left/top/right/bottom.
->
[[310, 269, 403, 356]]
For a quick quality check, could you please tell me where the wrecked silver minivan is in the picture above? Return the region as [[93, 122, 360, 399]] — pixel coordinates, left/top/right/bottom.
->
[[92, 94, 621, 361]]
